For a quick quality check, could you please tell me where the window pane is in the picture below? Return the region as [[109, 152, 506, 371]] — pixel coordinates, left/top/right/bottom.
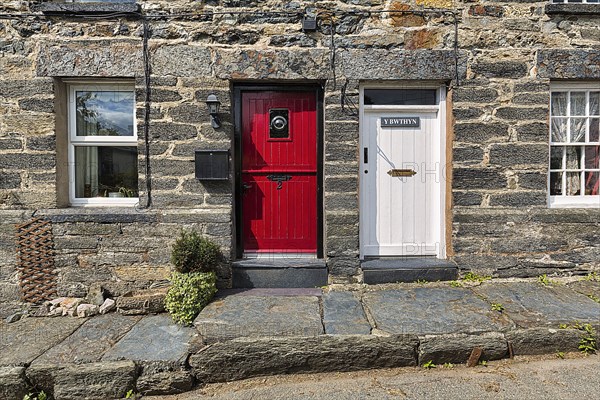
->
[[566, 147, 581, 169], [566, 172, 581, 195], [551, 92, 567, 116], [590, 92, 600, 115], [584, 172, 599, 195], [590, 118, 599, 142], [551, 118, 567, 142], [570, 92, 586, 116], [585, 146, 600, 169], [76, 91, 135, 137], [570, 118, 586, 142], [74, 146, 138, 198], [364, 89, 437, 105], [550, 147, 563, 169], [550, 172, 563, 195]]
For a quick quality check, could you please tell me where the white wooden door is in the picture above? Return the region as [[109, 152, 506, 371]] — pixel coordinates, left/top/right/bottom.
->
[[360, 105, 444, 258]]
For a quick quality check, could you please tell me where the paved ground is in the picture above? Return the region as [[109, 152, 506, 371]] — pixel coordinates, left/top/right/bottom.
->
[[149, 354, 600, 400], [1, 278, 599, 399]]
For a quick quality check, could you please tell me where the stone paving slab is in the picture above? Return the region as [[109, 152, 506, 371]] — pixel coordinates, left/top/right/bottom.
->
[[194, 294, 323, 342], [31, 314, 141, 365], [473, 282, 600, 328], [322, 292, 371, 335], [0, 317, 84, 366], [217, 288, 322, 298], [567, 280, 600, 299], [362, 288, 512, 335], [102, 314, 196, 366]]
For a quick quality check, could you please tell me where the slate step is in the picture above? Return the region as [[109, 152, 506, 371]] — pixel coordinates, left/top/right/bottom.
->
[[232, 259, 328, 288], [361, 257, 458, 284]]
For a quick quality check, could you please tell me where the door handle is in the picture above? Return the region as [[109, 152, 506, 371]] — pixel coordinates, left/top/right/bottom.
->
[[387, 169, 417, 177], [242, 183, 252, 192]]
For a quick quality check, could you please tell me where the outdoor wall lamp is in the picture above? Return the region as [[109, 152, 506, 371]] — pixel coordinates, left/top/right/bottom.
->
[[205, 94, 222, 129]]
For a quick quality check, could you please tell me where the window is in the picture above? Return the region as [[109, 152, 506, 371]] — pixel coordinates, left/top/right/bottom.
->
[[68, 83, 138, 206], [549, 83, 600, 207], [551, 0, 599, 3]]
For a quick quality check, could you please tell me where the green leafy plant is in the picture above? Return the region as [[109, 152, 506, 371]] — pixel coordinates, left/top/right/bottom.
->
[[422, 360, 436, 369], [583, 272, 599, 282], [442, 362, 454, 369], [558, 321, 597, 355], [23, 391, 47, 400], [479, 360, 488, 366], [171, 230, 221, 274], [556, 351, 565, 359], [578, 324, 597, 355], [416, 279, 428, 285], [461, 272, 491, 283], [538, 274, 559, 286], [588, 294, 600, 304], [165, 271, 217, 325], [448, 280, 463, 288], [491, 303, 505, 312]]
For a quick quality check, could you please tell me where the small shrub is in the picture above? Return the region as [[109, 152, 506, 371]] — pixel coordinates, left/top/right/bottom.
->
[[165, 271, 217, 325], [171, 230, 221, 274]]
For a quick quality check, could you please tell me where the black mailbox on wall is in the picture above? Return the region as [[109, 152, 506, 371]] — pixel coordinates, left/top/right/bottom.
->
[[195, 150, 229, 180]]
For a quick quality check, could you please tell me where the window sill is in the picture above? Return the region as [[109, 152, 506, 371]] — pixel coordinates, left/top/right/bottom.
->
[[549, 196, 600, 208], [33, 3, 140, 15], [70, 198, 140, 207], [545, 4, 600, 16]]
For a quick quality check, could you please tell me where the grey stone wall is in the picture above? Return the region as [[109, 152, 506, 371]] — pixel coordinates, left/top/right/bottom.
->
[[1, 0, 599, 310]]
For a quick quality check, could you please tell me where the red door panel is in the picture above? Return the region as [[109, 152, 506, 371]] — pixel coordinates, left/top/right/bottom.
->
[[242, 91, 317, 253]]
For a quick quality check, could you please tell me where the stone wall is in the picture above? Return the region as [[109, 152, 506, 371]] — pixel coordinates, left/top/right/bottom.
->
[[1, 0, 599, 312]]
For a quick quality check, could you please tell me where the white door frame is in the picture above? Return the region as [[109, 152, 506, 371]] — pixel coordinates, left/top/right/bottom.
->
[[359, 83, 447, 260]]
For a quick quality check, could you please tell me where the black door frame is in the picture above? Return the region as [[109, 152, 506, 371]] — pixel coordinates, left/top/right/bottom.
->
[[232, 83, 324, 259]]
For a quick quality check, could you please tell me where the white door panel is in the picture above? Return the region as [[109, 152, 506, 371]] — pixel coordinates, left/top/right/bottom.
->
[[360, 95, 445, 259]]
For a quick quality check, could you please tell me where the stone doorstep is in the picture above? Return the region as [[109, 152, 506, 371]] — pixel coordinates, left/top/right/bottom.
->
[[232, 259, 328, 288], [362, 258, 459, 284]]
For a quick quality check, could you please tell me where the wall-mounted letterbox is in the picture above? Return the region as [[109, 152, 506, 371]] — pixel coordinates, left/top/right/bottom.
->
[[194, 150, 229, 180]]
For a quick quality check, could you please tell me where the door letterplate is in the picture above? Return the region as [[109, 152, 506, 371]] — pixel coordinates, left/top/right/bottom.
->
[[387, 169, 417, 177], [267, 174, 292, 189]]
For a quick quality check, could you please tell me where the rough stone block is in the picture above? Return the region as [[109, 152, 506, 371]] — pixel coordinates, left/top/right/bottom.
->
[[505, 328, 582, 355], [537, 49, 600, 79], [489, 144, 548, 166], [0, 367, 28, 400], [51, 361, 136, 400], [418, 333, 508, 365], [453, 145, 484, 164], [454, 122, 509, 143], [472, 60, 529, 78], [495, 105, 548, 121], [490, 191, 547, 207], [37, 40, 141, 77], [0, 172, 21, 189], [453, 191, 483, 207], [116, 288, 167, 315], [136, 369, 194, 396], [323, 292, 371, 335], [189, 335, 418, 383], [453, 168, 506, 190], [516, 122, 549, 142], [453, 87, 498, 103], [150, 122, 197, 141]]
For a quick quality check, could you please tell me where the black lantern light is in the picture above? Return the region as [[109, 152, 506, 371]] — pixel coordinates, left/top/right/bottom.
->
[[205, 94, 221, 128]]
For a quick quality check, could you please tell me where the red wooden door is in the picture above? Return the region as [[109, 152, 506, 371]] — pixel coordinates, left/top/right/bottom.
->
[[241, 91, 317, 253]]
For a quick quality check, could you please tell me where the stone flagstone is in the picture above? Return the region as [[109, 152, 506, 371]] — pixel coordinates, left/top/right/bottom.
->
[[31, 314, 140, 365], [322, 291, 372, 335], [362, 287, 512, 335], [102, 314, 196, 366], [0, 318, 84, 367], [194, 294, 323, 342], [473, 282, 600, 328]]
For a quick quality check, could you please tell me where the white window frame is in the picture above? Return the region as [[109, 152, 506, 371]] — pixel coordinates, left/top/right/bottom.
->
[[67, 82, 139, 207], [550, 0, 600, 3], [549, 82, 600, 208]]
